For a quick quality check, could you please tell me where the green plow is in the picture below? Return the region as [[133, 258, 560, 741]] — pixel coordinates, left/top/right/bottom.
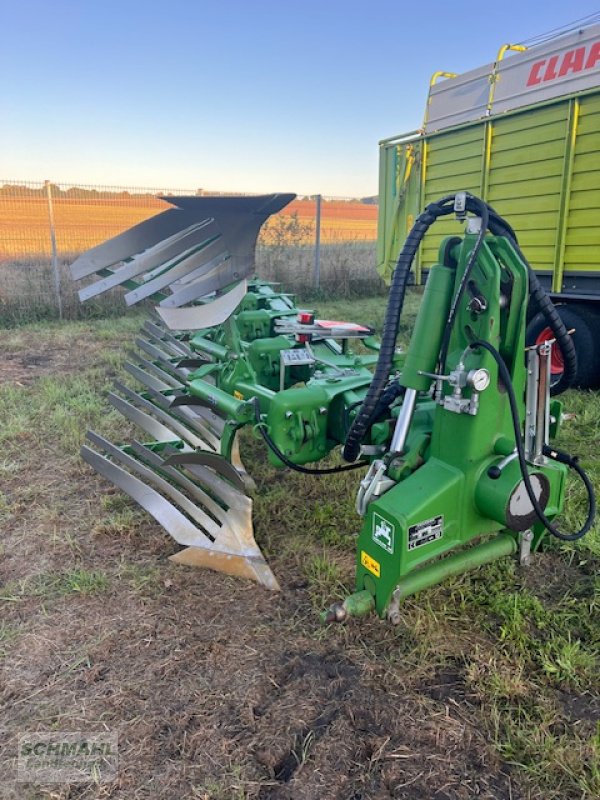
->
[[71, 193, 379, 590], [72, 191, 594, 621]]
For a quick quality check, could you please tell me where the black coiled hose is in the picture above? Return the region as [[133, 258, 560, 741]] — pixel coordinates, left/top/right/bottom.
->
[[342, 192, 578, 462], [485, 214, 578, 386], [342, 196, 454, 462], [471, 339, 594, 542]]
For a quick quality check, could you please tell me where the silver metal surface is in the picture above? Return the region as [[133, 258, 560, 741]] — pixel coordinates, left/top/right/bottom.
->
[[45, 180, 63, 319], [390, 387, 417, 454], [314, 193, 321, 290], [387, 586, 403, 625], [134, 338, 190, 380], [77, 221, 214, 300], [86, 432, 221, 538], [425, 24, 600, 133], [467, 368, 490, 392], [123, 232, 223, 305], [82, 434, 280, 590], [82, 443, 208, 548], [279, 347, 315, 391], [125, 353, 183, 390], [164, 451, 247, 494], [536, 343, 552, 463], [519, 529, 534, 567], [71, 195, 299, 591], [156, 279, 249, 331], [110, 383, 213, 451], [273, 319, 372, 339], [141, 385, 221, 450], [124, 361, 170, 392], [495, 450, 519, 474], [525, 344, 550, 465], [355, 460, 396, 517], [142, 321, 193, 357], [71, 194, 295, 319]]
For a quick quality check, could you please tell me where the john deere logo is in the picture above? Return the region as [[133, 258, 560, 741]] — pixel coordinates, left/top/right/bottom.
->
[[372, 513, 394, 554]]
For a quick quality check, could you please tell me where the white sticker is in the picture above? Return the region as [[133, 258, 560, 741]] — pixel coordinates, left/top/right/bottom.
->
[[372, 513, 395, 554], [408, 515, 443, 551]]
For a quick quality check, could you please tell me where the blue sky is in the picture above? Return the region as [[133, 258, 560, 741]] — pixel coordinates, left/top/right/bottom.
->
[[1, 1, 599, 195]]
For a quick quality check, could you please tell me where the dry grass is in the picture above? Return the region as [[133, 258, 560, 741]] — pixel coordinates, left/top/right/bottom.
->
[[0, 242, 383, 327], [0, 296, 599, 799]]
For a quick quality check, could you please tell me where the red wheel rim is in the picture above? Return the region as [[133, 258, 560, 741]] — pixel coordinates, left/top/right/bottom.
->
[[535, 327, 564, 375]]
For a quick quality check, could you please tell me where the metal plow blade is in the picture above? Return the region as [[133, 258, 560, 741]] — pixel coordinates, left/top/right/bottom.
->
[[72, 195, 291, 589], [83, 318, 274, 587], [82, 428, 279, 591], [70, 193, 296, 317]]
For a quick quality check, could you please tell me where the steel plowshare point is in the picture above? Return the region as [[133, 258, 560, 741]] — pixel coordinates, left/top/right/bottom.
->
[[71, 24, 598, 623]]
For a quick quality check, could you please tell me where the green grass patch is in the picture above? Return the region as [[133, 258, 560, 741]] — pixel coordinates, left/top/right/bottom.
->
[[2, 291, 600, 798], [26, 568, 110, 598]]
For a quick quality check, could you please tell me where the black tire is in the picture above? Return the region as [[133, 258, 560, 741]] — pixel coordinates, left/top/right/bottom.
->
[[526, 304, 600, 394]]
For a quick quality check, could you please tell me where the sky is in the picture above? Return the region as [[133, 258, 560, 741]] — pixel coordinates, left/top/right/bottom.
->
[[1, 1, 599, 196]]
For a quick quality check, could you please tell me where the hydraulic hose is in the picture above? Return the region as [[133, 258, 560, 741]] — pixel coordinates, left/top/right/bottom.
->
[[471, 339, 595, 542], [485, 211, 578, 389], [373, 380, 405, 421], [253, 398, 367, 475], [342, 196, 455, 462], [343, 192, 577, 462], [344, 192, 488, 462]]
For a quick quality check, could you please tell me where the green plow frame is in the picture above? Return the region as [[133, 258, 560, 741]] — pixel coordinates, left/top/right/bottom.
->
[[71, 194, 380, 590]]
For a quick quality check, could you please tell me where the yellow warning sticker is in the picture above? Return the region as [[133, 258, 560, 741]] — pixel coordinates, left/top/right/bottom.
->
[[361, 551, 380, 578], [233, 390, 244, 400]]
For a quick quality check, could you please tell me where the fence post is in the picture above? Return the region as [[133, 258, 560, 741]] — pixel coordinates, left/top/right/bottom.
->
[[313, 194, 322, 291], [44, 180, 63, 319]]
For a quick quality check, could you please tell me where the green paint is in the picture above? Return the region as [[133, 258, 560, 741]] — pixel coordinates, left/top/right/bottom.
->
[[378, 87, 600, 290], [355, 234, 568, 619], [390, 533, 518, 604]]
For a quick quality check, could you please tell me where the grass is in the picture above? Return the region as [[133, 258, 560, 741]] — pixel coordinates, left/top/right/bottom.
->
[[0, 243, 382, 326], [1, 292, 599, 799]]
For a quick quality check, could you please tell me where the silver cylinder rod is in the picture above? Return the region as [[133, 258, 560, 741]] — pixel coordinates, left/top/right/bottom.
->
[[525, 343, 551, 465], [390, 387, 417, 454]]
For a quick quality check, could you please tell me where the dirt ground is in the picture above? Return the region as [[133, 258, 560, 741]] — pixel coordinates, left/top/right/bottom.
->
[[1, 317, 599, 800]]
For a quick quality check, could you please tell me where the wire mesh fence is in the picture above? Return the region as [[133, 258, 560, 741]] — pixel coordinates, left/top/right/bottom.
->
[[0, 180, 381, 326]]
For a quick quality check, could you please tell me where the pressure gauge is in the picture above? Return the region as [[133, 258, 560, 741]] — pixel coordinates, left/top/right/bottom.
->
[[467, 368, 490, 392]]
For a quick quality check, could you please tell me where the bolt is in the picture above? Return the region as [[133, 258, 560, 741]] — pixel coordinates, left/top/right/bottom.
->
[[321, 603, 346, 624], [319, 407, 327, 415], [388, 610, 401, 625], [285, 411, 293, 419]]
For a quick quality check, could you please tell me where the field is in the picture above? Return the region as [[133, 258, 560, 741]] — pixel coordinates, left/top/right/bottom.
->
[[0, 241, 381, 327], [1, 293, 599, 799], [0, 193, 377, 260]]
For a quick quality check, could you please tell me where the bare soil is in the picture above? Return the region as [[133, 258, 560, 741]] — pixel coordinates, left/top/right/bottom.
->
[[1, 323, 597, 800]]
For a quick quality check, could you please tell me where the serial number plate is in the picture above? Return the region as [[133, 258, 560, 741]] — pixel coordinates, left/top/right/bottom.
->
[[408, 515, 443, 550], [280, 348, 315, 366]]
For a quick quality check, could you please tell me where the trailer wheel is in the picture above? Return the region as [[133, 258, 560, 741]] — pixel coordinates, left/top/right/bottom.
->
[[526, 304, 599, 394]]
